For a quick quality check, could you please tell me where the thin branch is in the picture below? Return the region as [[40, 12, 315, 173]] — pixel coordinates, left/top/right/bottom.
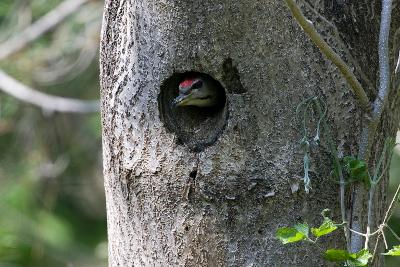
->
[[365, 140, 393, 250], [358, 0, 394, 161], [365, 183, 376, 250], [0, 0, 90, 60], [0, 70, 99, 113], [340, 177, 350, 251], [385, 224, 400, 242], [348, 228, 367, 237], [383, 182, 400, 224], [372, 233, 382, 261], [34, 46, 98, 85], [382, 231, 389, 249], [376, 0, 393, 115], [348, 226, 381, 238], [371, 183, 400, 260], [351, 0, 393, 253], [284, 0, 371, 112], [369, 227, 383, 237]]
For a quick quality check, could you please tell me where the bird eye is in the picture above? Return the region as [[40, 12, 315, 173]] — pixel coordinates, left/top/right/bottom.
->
[[191, 80, 203, 89]]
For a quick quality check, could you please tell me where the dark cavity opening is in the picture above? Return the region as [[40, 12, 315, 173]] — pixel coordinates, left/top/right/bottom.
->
[[158, 72, 228, 151], [189, 170, 198, 179]]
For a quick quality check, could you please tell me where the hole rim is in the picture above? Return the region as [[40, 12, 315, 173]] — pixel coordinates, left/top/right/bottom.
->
[[158, 71, 229, 152]]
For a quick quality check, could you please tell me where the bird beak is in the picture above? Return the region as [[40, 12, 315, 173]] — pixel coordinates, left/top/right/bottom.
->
[[171, 93, 192, 107]]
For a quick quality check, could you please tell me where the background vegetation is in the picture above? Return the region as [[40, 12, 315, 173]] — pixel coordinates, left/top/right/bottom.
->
[[0, 0, 106, 266], [0, 0, 399, 266]]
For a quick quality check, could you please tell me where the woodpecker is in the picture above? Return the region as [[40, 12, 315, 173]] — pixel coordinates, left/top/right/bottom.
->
[[172, 75, 224, 108]]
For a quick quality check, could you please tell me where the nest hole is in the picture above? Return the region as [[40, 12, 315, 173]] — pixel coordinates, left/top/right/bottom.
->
[[158, 72, 228, 151], [189, 170, 198, 178]]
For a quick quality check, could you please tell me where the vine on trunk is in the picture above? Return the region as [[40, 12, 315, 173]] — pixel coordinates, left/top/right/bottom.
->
[[277, 98, 399, 266], [281, 0, 399, 262]]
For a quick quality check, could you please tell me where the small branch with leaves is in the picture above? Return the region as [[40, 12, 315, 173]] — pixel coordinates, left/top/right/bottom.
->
[[276, 209, 372, 266], [287, 95, 399, 265], [276, 179, 400, 266], [284, 0, 397, 256]]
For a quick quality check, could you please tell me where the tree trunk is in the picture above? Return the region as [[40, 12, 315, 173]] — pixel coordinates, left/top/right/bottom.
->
[[100, 1, 400, 266]]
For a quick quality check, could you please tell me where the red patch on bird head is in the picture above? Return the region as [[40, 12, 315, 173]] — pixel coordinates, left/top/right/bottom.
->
[[179, 78, 195, 88]]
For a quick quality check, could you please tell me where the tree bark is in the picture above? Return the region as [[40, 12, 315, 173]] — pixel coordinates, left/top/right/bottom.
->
[[100, 0, 400, 266]]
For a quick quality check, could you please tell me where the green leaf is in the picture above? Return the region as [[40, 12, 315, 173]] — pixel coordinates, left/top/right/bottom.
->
[[276, 226, 307, 244], [343, 156, 371, 188], [353, 249, 373, 266], [311, 218, 338, 237], [311, 209, 339, 238], [324, 249, 350, 262], [383, 245, 400, 256], [324, 249, 372, 266], [294, 223, 309, 238]]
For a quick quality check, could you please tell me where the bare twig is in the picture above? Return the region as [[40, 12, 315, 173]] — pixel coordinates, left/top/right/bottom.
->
[[34, 46, 98, 85], [364, 181, 399, 260], [365, 186, 375, 250], [284, 0, 371, 112], [348, 226, 383, 237], [349, 228, 367, 237], [385, 224, 400, 241], [0, 0, 90, 60], [382, 182, 400, 224], [0, 70, 99, 113], [372, 233, 382, 260], [382, 231, 389, 249], [371, 183, 400, 260]]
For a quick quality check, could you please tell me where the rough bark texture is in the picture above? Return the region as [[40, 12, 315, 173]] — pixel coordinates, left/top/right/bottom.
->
[[100, 0, 400, 266]]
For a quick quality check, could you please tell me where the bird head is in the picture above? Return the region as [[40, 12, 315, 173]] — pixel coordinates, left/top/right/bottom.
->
[[172, 76, 219, 108]]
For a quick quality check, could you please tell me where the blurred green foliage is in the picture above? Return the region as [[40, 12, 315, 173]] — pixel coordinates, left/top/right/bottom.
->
[[0, 0, 106, 266]]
